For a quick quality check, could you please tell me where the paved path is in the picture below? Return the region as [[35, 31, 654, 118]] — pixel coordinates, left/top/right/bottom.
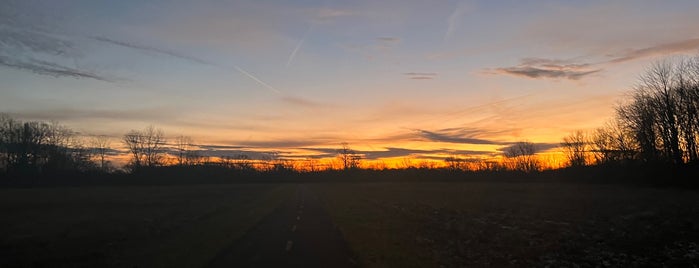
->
[[206, 185, 357, 267]]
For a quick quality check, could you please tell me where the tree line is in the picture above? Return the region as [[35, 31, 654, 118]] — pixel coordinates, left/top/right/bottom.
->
[[560, 55, 699, 169], [0, 115, 96, 175]]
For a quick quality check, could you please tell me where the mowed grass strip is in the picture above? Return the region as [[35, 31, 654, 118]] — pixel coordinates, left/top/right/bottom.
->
[[314, 182, 699, 267], [0, 183, 294, 267]]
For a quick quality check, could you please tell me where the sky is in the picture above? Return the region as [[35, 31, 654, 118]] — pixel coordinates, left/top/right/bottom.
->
[[2, 0, 699, 167]]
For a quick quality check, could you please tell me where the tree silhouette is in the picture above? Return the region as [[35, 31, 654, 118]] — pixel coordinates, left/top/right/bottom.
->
[[0, 114, 95, 175], [123, 126, 166, 170], [561, 130, 589, 167], [175, 135, 193, 166], [615, 55, 699, 165], [590, 120, 637, 164], [337, 142, 361, 170], [91, 135, 111, 171], [503, 141, 540, 172]]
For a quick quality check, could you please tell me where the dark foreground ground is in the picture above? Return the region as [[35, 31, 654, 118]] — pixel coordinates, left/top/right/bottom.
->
[[315, 182, 699, 267], [1, 181, 698, 267], [0, 184, 294, 267], [207, 185, 356, 267]]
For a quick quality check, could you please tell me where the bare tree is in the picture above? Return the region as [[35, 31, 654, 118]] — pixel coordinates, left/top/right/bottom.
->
[[122, 126, 166, 170], [123, 130, 143, 168], [303, 158, 320, 172], [615, 55, 699, 165], [220, 155, 234, 168], [444, 156, 465, 171], [174, 135, 193, 166], [186, 150, 204, 166], [641, 60, 682, 164], [234, 154, 253, 170], [0, 115, 94, 174], [91, 135, 111, 171], [591, 120, 637, 164], [503, 141, 540, 172], [617, 91, 660, 162], [561, 130, 589, 167], [338, 142, 361, 170]]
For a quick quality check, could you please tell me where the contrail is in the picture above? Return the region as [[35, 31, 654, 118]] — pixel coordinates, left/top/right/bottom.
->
[[445, 2, 467, 42], [234, 65, 281, 94], [286, 24, 315, 67], [92, 35, 281, 94], [91, 36, 216, 66]]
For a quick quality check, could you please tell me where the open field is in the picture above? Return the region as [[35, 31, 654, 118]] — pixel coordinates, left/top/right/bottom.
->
[[2, 181, 697, 267], [314, 182, 699, 267], [0, 184, 294, 267]]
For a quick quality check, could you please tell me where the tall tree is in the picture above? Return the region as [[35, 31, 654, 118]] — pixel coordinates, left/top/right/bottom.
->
[[615, 55, 699, 165], [0, 114, 94, 174]]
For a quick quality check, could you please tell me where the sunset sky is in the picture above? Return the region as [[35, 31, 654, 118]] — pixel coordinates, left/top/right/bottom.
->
[[2, 0, 699, 166]]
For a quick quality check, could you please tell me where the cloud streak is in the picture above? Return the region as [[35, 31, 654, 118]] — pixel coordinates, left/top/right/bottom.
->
[[281, 96, 322, 107], [415, 129, 504, 145], [0, 26, 111, 81], [608, 38, 699, 63], [445, 1, 468, 41], [490, 57, 601, 80], [498, 142, 560, 154], [403, 72, 438, 80], [93, 36, 281, 94], [0, 55, 111, 81], [377, 37, 400, 43], [489, 38, 699, 81], [91, 36, 217, 66]]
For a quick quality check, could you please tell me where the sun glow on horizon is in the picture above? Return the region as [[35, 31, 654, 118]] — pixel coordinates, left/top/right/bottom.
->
[[3, 0, 699, 173]]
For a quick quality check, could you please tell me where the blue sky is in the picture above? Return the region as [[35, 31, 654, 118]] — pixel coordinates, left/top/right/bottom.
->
[[2, 0, 699, 164]]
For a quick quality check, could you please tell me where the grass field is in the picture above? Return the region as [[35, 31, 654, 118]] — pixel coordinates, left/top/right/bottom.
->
[[0, 184, 294, 267], [314, 182, 699, 267]]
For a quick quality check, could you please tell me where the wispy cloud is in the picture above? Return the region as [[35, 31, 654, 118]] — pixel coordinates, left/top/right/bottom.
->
[[403, 72, 438, 80], [303, 146, 496, 160], [196, 144, 247, 150], [313, 8, 357, 20], [415, 129, 504, 145], [170, 145, 278, 160], [489, 58, 601, 80], [91, 36, 217, 66], [607, 38, 699, 63], [445, 1, 468, 41], [92, 36, 282, 94], [497, 142, 560, 154], [0, 55, 111, 81], [224, 139, 333, 149], [5, 107, 178, 122], [377, 37, 400, 43], [488, 38, 699, 81], [0, 26, 112, 81], [0, 26, 75, 56], [281, 96, 322, 107]]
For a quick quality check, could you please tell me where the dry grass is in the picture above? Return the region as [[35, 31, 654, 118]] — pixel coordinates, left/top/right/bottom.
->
[[0, 184, 294, 267], [314, 182, 699, 267]]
